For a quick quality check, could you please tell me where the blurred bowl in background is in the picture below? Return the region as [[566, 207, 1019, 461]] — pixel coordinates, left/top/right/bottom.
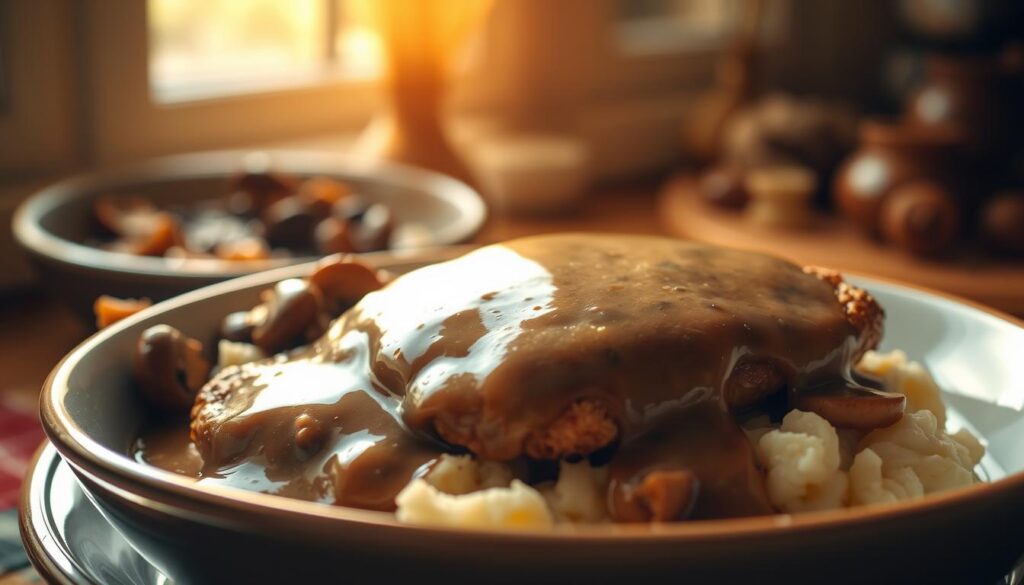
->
[[13, 150, 486, 323]]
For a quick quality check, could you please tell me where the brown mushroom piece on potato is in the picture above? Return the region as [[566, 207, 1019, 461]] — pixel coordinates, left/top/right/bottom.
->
[[791, 387, 906, 430]]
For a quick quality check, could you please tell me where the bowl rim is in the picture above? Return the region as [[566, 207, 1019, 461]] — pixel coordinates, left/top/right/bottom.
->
[[12, 149, 487, 280], [38, 252, 1024, 543]]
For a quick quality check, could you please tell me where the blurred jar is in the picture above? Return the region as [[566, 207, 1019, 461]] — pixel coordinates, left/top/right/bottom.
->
[[834, 120, 965, 255], [907, 54, 1014, 156]]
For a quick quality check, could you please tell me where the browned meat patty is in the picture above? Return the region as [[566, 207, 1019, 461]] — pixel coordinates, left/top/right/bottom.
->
[[191, 236, 886, 474], [432, 265, 883, 459]]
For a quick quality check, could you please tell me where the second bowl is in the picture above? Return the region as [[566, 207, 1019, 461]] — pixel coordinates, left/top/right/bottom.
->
[[13, 149, 486, 322]]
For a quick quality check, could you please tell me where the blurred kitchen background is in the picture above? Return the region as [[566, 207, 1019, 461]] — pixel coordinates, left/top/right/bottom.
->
[[1, 0, 1023, 302]]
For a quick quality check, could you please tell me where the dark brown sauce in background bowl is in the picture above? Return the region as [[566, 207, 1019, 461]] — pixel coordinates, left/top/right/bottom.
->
[[38, 244, 1024, 585], [13, 150, 485, 324]]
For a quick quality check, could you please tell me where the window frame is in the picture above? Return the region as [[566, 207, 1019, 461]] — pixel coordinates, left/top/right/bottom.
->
[[75, 0, 787, 174], [0, 0, 80, 179], [83, 0, 381, 166], [594, 0, 747, 95]]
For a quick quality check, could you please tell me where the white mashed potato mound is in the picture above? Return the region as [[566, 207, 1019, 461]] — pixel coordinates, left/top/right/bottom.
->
[[755, 350, 985, 512], [757, 410, 849, 512], [856, 349, 947, 427], [395, 350, 986, 527], [850, 409, 984, 505], [539, 461, 608, 523], [395, 479, 554, 529], [424, 454, 514, 495], [397, 455, 608, 527]]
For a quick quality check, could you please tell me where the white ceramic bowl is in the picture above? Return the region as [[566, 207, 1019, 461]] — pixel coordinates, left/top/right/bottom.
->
[[38, 250, 1024, 584], [14, 150, 486, 322]]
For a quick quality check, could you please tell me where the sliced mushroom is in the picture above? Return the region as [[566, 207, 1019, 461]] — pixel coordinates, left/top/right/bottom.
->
[[723, 359, 788, 410], [228, 170, 299, 214], [791, 385, 905, 429], [315, 217, 356, 255], [350, 203, 394, 252], [309, 256, 385, 313], [299, 177, 351, 217], [220, 310, 258, 343], [251, 279, 325, 354], [262, 195, 319, 250], [319, 199, 395, 253], [134, 325, 211, 414]]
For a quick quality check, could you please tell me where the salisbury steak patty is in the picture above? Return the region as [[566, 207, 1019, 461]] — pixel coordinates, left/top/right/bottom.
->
[[192, 235, 884, 474]]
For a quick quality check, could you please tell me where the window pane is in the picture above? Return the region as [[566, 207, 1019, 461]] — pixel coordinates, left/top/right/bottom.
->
[[617, 0, 741, 53], [148, 0, 382, 103], [333, 1, 385, 79]]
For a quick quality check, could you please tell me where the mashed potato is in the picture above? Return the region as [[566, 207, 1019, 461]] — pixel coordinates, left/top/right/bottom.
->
[[856, 349, 947, 427], [397, 455, 553, 529], [850, 409, 984, 505], [538, 461, 608, 523], [395, 350, 985, 528], [395, 479, 554, 529], [756, 410, 849, 512], [423, 454, 514, 495], [754, 350, 984, 512], [397, 456, 608, 527]]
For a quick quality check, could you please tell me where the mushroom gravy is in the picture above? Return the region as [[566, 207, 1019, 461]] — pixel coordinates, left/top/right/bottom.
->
[[135, 234, 890, 520]]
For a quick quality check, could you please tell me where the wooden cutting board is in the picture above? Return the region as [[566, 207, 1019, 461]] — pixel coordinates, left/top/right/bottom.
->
[[659, 174, 1024, 316]]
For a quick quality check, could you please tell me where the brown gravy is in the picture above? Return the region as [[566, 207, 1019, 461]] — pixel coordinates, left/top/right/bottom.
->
[[135, 234, 872, 520]]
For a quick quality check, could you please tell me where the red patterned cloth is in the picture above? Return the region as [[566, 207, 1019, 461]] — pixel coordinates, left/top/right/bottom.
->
[[0, 402, 45, 509]]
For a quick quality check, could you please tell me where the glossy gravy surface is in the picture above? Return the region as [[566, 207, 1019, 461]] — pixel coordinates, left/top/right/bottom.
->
[[136, 234, 867, 519]]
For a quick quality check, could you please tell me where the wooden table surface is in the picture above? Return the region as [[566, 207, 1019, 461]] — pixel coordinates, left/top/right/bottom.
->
[[660, 174, 1024, 316]]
